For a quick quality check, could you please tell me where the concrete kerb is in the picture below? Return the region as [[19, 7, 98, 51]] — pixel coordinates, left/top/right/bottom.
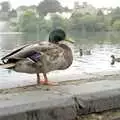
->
[[0, 80, 120, 120]]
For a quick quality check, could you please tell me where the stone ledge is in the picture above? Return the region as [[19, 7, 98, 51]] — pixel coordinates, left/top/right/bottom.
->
[[74, 89, 120, 115], [0, 80, 120, 120]]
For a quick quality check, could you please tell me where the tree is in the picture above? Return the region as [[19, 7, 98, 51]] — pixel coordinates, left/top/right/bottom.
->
[[63, 7, 71, 12], [9, 9, 17, 18], [16, 5, 28, 12], [37, 0, 63, 16], [50, 14, 66, 29], [18, 10, 38, 32], [28, 5, 36, 10], [97, 9, 104, 16], [74, 1, 80, 9], [83, 2, 88, 7], [79, 15, 97, 32], [112, 20, 120, 31], [110, 7, 120, 25], [111, 7, 120, 15], [0, 1, 10, 12], [17, 10, 49, 32], [71, 11, 83, 18]]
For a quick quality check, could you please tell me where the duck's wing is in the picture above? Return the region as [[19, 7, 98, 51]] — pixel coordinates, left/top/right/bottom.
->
[[1, 40, 45, 62], [1, 42, 64, 64], [0, 42, 67, 72], [1, 44, 28, 62]]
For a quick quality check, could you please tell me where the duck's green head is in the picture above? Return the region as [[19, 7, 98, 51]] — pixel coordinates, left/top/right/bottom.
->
[[49, 29, 74, 44]]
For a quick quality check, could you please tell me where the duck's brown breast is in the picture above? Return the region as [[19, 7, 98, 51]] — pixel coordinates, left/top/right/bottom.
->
[[59, 44, 73, 69]]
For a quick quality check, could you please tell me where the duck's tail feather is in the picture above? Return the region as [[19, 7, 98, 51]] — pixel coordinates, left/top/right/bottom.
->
[[0, 63, 16, 69]]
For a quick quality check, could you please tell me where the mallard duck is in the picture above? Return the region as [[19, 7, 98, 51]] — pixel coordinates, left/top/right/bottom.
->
[[79, 48, 91, 56], [79, 49, 83, 56], [0, 29, 74, 85], [111, 55, 120, 65]]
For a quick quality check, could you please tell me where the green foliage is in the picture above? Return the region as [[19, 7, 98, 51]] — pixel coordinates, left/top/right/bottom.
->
[[97, 9, 104, 16], [112, 20, 120, 30], [17, 10, 38, 32], [17, 10, 51, 32], [111, 7, 120, 16], [16, 11, 109, 32], [37, 0, 63, 16], [110, 7, 120, 26], [9, 9, 17, 18], [0, 1, 10, 12], [0, 11, 9, 20], [69, 12, 83, 30], [70, 14, 101, 31], [50, 14, 66, 29], [16, 5, 28, 11], [9, 1, 120, 32], [0, 1, 11, 20]]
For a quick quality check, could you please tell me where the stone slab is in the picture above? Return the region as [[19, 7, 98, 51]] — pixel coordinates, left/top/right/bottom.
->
[[0, 80, 120, 119]]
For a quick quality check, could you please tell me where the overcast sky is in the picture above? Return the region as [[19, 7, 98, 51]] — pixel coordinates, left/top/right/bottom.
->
[[1, 0, 120, 9]]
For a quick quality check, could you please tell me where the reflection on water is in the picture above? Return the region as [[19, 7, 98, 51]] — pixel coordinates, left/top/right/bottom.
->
[[0, 21, 10, 32], [0, 32, 120, 89]]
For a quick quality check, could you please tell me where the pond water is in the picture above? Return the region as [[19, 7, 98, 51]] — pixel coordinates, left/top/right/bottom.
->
[[0, 31, 120, 89]]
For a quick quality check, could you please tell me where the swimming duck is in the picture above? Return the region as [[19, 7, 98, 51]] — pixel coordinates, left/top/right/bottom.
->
[[79, 48, 91, 56], [79, 49, 83, 56], [0, 29, 74, 85], [111, 55, 120, 65]]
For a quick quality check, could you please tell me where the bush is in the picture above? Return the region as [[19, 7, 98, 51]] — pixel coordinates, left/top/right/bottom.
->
[[112, 20, 120, 31]]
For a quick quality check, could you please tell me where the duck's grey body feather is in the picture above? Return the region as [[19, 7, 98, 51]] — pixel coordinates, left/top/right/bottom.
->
[[1, 41, 73, 74]]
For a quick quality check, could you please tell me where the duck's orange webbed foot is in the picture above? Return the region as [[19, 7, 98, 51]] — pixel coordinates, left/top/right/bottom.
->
[[40, 80, 58, 86]]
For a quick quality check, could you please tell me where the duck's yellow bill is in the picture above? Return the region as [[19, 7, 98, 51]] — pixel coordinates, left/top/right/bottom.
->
[[65, 38, 75, 43]]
